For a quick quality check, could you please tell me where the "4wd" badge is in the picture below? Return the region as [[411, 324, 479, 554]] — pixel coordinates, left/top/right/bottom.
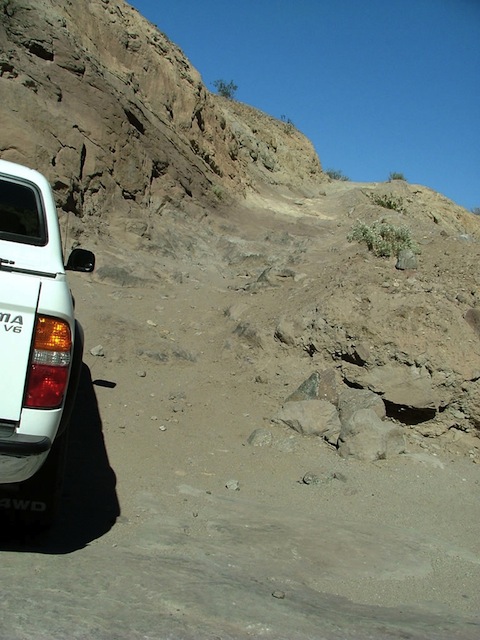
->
[[0, 497, 46, 511]]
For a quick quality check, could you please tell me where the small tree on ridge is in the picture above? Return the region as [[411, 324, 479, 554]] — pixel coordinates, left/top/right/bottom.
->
[[213, 79, 238, 99]]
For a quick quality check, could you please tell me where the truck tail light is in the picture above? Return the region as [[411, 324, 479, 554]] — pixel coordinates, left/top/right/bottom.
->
[[25, 316, 72, 409]]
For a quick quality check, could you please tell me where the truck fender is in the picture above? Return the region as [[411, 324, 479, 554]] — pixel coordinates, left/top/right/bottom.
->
[[57, 320, 84, 437]]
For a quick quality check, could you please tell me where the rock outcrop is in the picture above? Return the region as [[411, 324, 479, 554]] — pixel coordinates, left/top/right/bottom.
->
[[0, 0, 323, 241]]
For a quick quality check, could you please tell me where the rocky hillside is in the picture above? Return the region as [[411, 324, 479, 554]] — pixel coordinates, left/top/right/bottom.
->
[[0, 0, 322, 234], [1, 0, 479, 456]]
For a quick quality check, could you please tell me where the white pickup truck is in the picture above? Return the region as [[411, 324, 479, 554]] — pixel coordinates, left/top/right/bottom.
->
[[0, 159, 94, 529]]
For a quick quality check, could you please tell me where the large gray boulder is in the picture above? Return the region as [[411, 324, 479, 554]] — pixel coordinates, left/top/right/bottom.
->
[[275, 399, 342, 444], [342, 363, 439, 412], [284, 369, 339, 405], [337, 409, 406, 461], [337, 387, 386, 423]]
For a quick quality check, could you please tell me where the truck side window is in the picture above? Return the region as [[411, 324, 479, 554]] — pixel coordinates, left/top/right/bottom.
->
[[0, 178, 46, 245]]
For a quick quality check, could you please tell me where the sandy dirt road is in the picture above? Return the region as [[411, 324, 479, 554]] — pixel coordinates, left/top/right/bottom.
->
[[0, 259, 479, 640]]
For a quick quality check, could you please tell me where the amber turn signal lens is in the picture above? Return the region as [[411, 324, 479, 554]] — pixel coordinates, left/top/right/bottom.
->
[[34, 316, 72, 352]]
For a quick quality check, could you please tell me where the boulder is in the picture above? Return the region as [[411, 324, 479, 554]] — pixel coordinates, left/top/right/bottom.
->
[[337, 409, 406, 461], [396, 248, 418, 270], [285, 369, 339, 404], [465, 308, 480, 338], [275, 399, 341, 444], [274, 317, 298, 346], [459, 381, 480, 430], [338, 387, 386, 423], [341, 363, 439, 412]]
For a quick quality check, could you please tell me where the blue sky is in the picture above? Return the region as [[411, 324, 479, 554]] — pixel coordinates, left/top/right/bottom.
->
[[129, 0, 479, 210]]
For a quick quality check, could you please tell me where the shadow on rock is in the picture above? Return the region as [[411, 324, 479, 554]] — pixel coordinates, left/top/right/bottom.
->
[[0, 364, 120, 553]]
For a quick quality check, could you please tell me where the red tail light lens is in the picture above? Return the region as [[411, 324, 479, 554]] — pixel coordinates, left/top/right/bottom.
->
[[25, 316, 72, 409], [25, 364, 69, 408]]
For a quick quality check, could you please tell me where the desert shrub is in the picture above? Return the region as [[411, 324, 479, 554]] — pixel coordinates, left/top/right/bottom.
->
[[213, 79, 238, 99], [280, 115, 295, 135], [212, 185, 224, 200], [369, 192, 406, 213], [325, 168, 350, 181], [388, 171, 407, 181], [347, 219, 417, 257]]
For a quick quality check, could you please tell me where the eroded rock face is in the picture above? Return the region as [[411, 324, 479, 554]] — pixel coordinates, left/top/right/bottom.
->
[[0, 0, 323, 240]]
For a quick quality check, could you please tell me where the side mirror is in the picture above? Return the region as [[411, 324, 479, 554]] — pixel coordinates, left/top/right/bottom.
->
[[66, 248, 95, 273]]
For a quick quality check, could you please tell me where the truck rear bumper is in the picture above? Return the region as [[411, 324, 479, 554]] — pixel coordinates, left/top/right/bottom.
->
[[0, 437, 51, 484], [0, 435, 51, 456]]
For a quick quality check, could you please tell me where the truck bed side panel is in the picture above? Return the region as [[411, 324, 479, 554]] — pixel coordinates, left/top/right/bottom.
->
[[0, 272, 40, 421]]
